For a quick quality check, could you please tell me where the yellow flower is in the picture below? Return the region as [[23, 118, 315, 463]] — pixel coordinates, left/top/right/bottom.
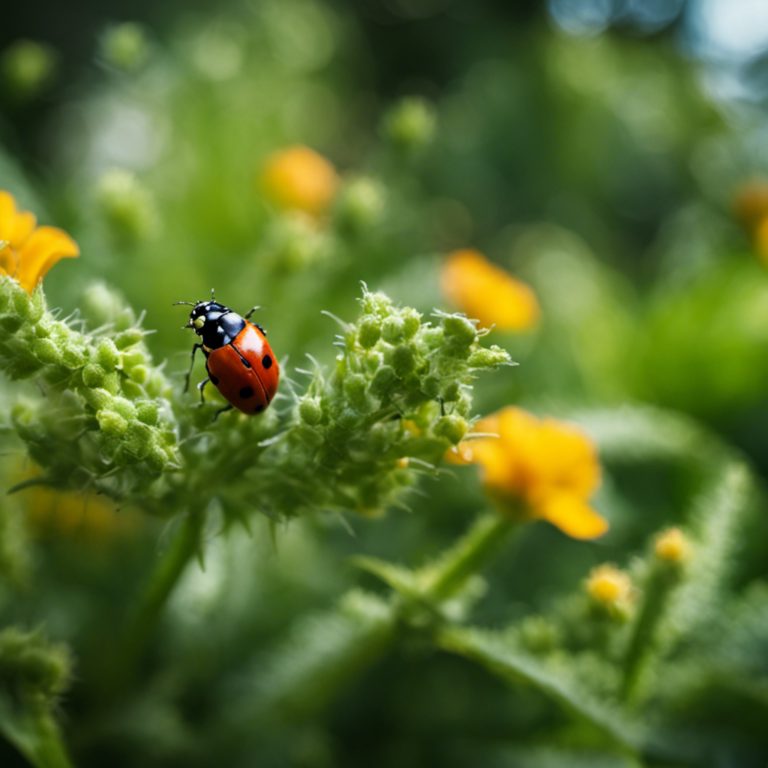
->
[[259, 146, 340, 216], [451, 407, 607, 539], [733, 180, 768, 265], [654, 527, 691, 564], [585, 564, 634, 607], [440, 249, 540, 331], [0, 190, 79, 294]]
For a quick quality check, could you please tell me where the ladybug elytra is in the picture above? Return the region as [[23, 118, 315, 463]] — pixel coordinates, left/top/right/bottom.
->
[[175, 292, 279, 419]]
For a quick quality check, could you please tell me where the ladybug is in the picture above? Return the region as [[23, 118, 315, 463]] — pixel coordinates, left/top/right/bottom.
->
[[175, 291, 279, 419]]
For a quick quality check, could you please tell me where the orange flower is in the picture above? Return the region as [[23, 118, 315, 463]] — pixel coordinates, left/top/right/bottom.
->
[[452, 407, 607, 539], [259, 146, 340, 216], [441, 249, 540, 331], [0, 190, 79, 294]]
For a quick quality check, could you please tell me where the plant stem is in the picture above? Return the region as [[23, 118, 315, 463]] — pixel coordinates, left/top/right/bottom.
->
[[0, 702, 76, 768], [104, 508, 205, 693], [424, 513, 519, 600]]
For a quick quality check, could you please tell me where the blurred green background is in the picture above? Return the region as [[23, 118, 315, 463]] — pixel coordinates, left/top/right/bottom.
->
[[3, 0, 768, 766]]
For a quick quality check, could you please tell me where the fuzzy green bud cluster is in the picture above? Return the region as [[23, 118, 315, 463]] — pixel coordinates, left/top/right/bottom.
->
[[334, 177, 387, 235], [382, 97, 437, 154], [95, 168, 159, 244], [0, 278, 177, 497], [0, 628, 71, 706], [247, 287, 513, 517]]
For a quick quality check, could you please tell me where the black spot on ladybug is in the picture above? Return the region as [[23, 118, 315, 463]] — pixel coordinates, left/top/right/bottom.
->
[[263, 354, 273, 369], [210, 373, 219, 386], [241, 358, 251, 369], [239, 386, 254, 400], [255, 404, 264, 412]]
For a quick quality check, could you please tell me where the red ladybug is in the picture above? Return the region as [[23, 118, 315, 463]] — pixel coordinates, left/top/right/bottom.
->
[[176, 293, 279, 418]]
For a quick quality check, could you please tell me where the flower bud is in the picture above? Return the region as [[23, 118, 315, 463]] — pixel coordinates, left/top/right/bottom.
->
[[381, 316, 404, 343], [299, 397, 323, 425], [344, 373, 369, 411], [443, 315, 477, 348], [433, 415, 468, 445], [334, 177, 386, 233], [129, 365, 149, 384], [81, 387, 112, 411], [146, 445, 170, 472], [95, 168, 158, 244], [60, 344, 86, 368], [468, 346, 510, 369], [382, 97, 436, 152], [369, 365, 397, 398], [98, 410, 128, 438], [32, 338, 60, 365], [82, 363, 106, 388], [115, 328, 144, 350], [358, 317, 381, 349], [136, 401, 160, 426], [390, 344, 416, 376], [654, 527, 691, 564], [96, 339, 120, 370], [401, 309, 421, 340], [0, 40, 57, 100], [110, 396, 137, 421]]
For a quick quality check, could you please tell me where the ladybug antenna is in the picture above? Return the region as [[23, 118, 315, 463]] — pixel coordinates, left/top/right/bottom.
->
[[173, 301, 196, 307], [211, 288, 216, 301]]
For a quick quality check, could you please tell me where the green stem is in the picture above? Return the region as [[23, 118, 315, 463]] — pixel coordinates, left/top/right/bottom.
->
[[424, 513, 519, 600], [105, 508, 205, 692], [620, 565, 677, 703], [0, 702, 75, 768]]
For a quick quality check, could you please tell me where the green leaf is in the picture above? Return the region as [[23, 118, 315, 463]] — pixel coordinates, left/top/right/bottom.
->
[[437, 626, 645, 752]]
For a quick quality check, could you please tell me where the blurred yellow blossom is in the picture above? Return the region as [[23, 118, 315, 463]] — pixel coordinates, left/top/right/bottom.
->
[[654, 527, 691, 564], [23, 479, 142, 544], [733, 180, 768, 265], [585, 563, 634, 608], [0, 190, 79, 294], [259, 146, 339, 216], [450, 407, 607, 539], [441, 249, 540, 331]]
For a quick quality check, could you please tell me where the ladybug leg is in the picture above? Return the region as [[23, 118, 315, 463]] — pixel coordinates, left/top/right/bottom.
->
[[244, 306, 261, 320], [184, 343, 204, 393], [197, 377, 210, 404], [213, 405, 234, 422]]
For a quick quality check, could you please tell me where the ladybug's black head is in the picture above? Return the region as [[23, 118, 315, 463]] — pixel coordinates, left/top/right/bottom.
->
[[174, 295, 244, 350]]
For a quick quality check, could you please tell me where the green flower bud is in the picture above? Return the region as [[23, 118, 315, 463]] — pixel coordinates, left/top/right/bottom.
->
[[81, 387, 112, 411], [96, 339, 120, 370], [360, 291, 392, 317], [115, 328, 144, 350], [95, 168, 158, 244], [146, 445, 169, 472], [29, 290, 45, 324], [136, 401, 160, 426], [433, 415, 468, 445], [299, 397, 323, 425], [358, 317, 381, 349], [381, 316, 404, 343], [382, 97, 436, 152], [468, 345, 510, 368], [121, 349, 145, 369], [98, 410, 128, 437], [11, 288, 32, 319], [443, 315, 476, 346], [32, 338, 60, 365], [421, 375, 440, 399], [82, 363, 106, 388], [335, 177, 386, 233], [344, 373, 369, 411], [369, 365, 397, 398], [401, 309, 421, 340], [129, 365, 149, 384], [420, 327, 444, 351], [391, 344, 416, 376], [0, 315, 23, 334], [60, 344, 86, 368], [124, 422, 153, 459], [102, 371, 121, 394], [441, 381, 460, 402], [81, 283, 136, 330], [111, 396, 137, 421], [34, 319, 52, 337]]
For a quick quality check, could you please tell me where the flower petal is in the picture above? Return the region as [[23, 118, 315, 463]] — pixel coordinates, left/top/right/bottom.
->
[[0, 191, 18, 242], [10, 210, 37, 250], [15, 226, 79, 293], [441, 249, 540, 331], [0, 243, 17, 277], [539, 493, 608, 540]]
